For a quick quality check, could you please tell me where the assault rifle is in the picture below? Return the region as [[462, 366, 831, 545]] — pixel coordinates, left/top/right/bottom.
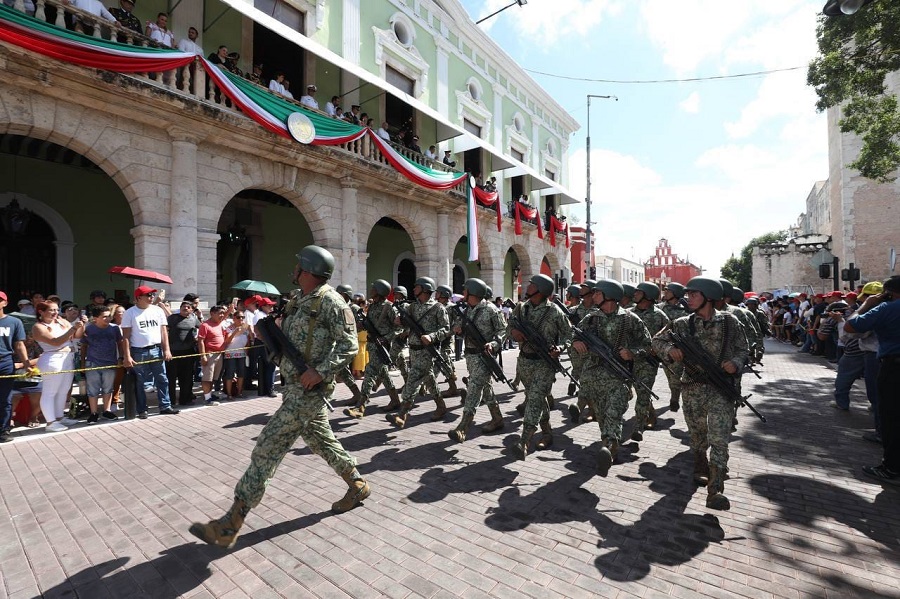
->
[[668, 330, 766, 423], [354, 309, 395, 369], [572, 326, 659, 400], [255, 315, 333, 411], [395, 303, 455, 379], [508, 312, 577, 387], [553, 296, 581, 325], [452, 303, 515, 391]]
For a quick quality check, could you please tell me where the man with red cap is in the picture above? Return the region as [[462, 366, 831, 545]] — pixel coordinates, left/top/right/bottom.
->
[[255, 297, 279, 397]]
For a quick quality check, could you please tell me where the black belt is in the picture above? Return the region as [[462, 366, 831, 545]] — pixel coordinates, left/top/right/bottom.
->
[[881, 354, 900, 364], [133, 344, 160, 350], [520, 352, 542, 360], [409, 344, 425, 350]]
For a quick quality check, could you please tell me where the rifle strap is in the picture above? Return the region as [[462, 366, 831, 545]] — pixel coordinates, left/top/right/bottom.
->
[[719, 313, 732, 365], [304, 293, 325, 360]]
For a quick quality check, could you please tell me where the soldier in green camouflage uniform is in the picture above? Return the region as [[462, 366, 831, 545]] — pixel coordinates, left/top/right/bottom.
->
[[190, 246, 370, 549], [620, 283, 636, 310], [564, 284, 583, 396], [507, 275, 572, 459], [574, 279, 651, 477], [372, 286, 410, 396], [345, 279, 400, 418], [429, 285, 463, 401], [651, 276, 749, 510], [568, 280, 597, 423], [387, 277, 451, 428], [629, 281, 670, 440], [717, 280, 760, 429], [334, 284, 363, 406], [658, 282, 688, 411], [448, 279, 508, 442], [744, 296, 769, 362]]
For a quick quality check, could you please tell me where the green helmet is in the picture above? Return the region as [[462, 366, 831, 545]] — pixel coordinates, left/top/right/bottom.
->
[[731, 287, 744, 304], [666, 282, 685, 299], [370, 279, 391, 297], [464, 278, 488, 299], [567, 284, 581, 298], [529, 274, 554, 297], [582, 279, 597, 289], [393, 285, 407, 298], [485, 285, 493, 298], [685, 276, 724, 301], [296, 245, 335, 279], [621, 284, 636, 298], [592, 279, 624, 301], [718, 278, 734, 300], [414, 277, 436, 294], [636, 281, 661, 302], [436, 285, 452, 299], [335, 284, 353, 299]]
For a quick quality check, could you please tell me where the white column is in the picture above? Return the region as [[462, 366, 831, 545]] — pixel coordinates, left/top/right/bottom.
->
[[328, 178, 360, 289], [196, 231, 221, 303], [130, 224, 172, 291], [436, 211, 450, 286], [435, 37, 451, 120], [168, 131, 201, 299], [341, 0, 361, 104], [53, 241, 76, 301]]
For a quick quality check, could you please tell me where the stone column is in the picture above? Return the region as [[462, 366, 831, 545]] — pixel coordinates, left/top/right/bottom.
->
[[330, 178, 360, 289], [480, 268, 504, 300], [436, 210, 450, 286], [130, 224, 172, 290], [196, 230, 221, 303], [53, 241, 76, 301], [168, 130, 201, 298]]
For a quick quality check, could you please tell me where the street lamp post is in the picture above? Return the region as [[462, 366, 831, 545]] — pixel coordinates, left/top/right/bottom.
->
[[476, 0, 527, 25], [585, 94, 617, 278]]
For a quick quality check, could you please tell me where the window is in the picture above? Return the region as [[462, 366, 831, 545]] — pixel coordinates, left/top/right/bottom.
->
[[464, 119, 481, 137], [392, 17, 414, 47], [511, 148, 524, 162]]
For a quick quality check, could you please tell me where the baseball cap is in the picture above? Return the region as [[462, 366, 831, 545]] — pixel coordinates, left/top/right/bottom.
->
[[259, 297, 277, 306], [134, 285, 157, 298], [861, 281, 883, 295], [814, 293, 825, 299], [0, 290, 7, 302], [17, 299, 31, 306], [244, 295, 261, 307], [845, 292, 858, 300], [827, 290, 843, 298]]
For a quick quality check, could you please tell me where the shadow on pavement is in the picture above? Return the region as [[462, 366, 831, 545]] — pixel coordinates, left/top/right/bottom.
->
[[221, 413, 271, 429]]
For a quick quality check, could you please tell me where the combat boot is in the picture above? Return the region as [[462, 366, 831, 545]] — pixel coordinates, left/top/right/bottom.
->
[[344, 401, 366, 419], [431, 394, 447, 421], [597, 437, 614, 478], [515, 427, 536, 460], [332, 469, 371, 513], [706, 465, 730, 511], [535, 418, 553, 450], [647, 404, 657, 429], [567, 381, 577, 396], [584, 403, 596, 423], [348, 381, 363, 406], [188, 498, 250, 549], [381, 387, 401, 412], [547, 394, 555, 410], [669, 389, 680, 412], [387, 400, 414, 428], [693, 450, 710, 487], [515, 402, 526, 415], [630, 426, 644, 442], [448, 411, 474, 443], [481, 403, 505, 434]]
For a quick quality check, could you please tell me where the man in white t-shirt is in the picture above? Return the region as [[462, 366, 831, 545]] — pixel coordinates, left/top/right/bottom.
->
[[121, 285, 180, 418]]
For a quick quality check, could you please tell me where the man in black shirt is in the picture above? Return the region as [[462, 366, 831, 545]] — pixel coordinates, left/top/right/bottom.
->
[[167, 301, 200, 405]]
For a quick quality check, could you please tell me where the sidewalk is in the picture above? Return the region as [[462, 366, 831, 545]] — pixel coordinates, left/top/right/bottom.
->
[[1, 340, 898, 599]]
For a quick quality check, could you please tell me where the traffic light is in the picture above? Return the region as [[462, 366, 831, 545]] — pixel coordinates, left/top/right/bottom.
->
[[841, 267, 860, 282], [818, 264, 831, 279], [589, 266, 597, 279]]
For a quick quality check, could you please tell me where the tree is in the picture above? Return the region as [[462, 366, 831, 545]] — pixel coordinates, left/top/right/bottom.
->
[[808, 4, 900, 182], [721, 231, 788, 291]]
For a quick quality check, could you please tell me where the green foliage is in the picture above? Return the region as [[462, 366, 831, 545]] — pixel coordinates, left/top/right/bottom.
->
[[808, 3, 900, 182], [721, 231, 789, 291]]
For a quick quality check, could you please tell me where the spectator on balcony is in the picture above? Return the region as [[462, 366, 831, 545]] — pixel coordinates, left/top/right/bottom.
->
[[484, 176, 497, 193], [145, 12, 175, 47], [346, 105, 361, 125], [246, 63, 263, 85], [442, 149, 456, 168], [178, 26, 202, 55], [281, 79, 294, 100], [424, 145, 437, 160], [3, 0, 34, 15], [360, 113, 370, 128], [326, 95, 341, 117], [376, 121, 391, 141], [109, 0, 141, 35], [407, 135, 422, 154], [300, 84, 319, 110], [65, 0, 116, 34], [208, 45, 228, 66], [225, 52, 243, 77], [268, 72, 286, 95]]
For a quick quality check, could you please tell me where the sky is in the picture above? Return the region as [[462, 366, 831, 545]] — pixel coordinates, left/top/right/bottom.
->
[[458, 0, 830, 278]]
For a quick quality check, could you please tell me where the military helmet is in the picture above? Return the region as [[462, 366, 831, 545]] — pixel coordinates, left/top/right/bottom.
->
[[666, 282, 685, 299], [636, 281, 661, 302], [370, 279, 391, 297], [718, 278, 734, 299], [567, 284, 581, 298], [464, 278, 488, 299], [685, 277, 724, 301], [436, 285, 452, 299], [621, 283, 636, 298], [393, 285, 407, 298], [529, 274, 555, 297], [485, 285, 493, 298], [335, 284, 353, 299], [582, 279, 597, 289], [414, 277, 436, 293], [731, 287, 745, 304], [296, 245, 335, 279], [592, 279, 624, 301]]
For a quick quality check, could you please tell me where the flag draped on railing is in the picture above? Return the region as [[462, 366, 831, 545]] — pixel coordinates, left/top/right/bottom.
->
[[513, 202, 543, 240], [548, 214, 570, 248]]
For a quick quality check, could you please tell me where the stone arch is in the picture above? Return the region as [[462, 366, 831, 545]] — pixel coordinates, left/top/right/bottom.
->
[[508, 243, 534, 278], [447, 214, 499, 274], [542, 251, 561, 275], [358, 208, 433, 265]]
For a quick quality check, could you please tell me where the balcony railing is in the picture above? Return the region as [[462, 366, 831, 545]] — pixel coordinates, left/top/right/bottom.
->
[[6, 0, 467, 194]]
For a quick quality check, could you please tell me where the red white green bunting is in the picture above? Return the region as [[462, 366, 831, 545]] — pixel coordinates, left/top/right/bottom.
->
[[368, 132, 467, 190]]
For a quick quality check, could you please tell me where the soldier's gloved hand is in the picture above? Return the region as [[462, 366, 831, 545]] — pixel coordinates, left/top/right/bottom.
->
[[549, 345, 561, 358], [668, 348, 684, 363], [573, 340, 588, 355], [300, 367, 324, 389], [483, 342, 493, 354], [421, 334, 432, 346], [619, 349, 634, 361], [510, 329, 525, 343], [722, 361, 738, 375]]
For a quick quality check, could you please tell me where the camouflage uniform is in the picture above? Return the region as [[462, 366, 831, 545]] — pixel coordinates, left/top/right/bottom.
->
[[335, 301, 362, 401], [659, 300, 688, 403], [748, 307, 769, 362], [629, 304, 670, 432], [425, 301, 459, 397], [359, 299, 400, 402], [651, 312, 748, 487], [726, 304, 762, 368], [578, 307, 650, 445], [460, 301, 507, 415], [397, 299, 450, 411], [509, 300, 572, 447], [234, 283, 358, 508]]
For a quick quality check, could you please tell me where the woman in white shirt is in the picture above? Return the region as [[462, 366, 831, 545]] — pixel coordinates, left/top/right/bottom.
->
[[222, 312, 253, 398], [32, 301, 84, 432]]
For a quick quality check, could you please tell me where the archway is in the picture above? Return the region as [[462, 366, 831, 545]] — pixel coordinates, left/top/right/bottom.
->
[[367, 217, 416, 289], [452, 235, 481, 293], [0, 203, 55, 301], [504, 247, 525, 300], [0, 134, 133, 303], [217, 189, 313, 299]]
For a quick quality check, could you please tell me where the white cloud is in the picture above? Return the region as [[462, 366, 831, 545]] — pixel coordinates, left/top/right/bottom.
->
[[679, 91, 700, 113], [724, 72, 819, 139], [478, 0, 622, 47]]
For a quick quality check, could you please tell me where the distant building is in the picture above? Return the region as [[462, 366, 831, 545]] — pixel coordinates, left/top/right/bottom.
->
[[596, 255, 644, 285], [644, 238, 702, 286], [568, 225, 595, 283]]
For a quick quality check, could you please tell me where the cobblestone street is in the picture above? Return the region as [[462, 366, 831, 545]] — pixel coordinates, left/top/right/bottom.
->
[[1, 339, 898, 599]]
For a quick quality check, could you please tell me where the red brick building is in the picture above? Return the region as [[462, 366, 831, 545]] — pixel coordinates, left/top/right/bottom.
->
[[644, 238, 702, 285], [568, 225, 595, 283]]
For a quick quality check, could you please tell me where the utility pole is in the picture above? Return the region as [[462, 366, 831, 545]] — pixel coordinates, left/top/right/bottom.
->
[[586, 94, 617, 279]]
